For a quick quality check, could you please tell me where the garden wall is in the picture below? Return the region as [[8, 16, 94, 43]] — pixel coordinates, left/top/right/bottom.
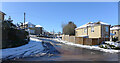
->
[[62, 35, 109, 45], [62, 35, 75, 43]]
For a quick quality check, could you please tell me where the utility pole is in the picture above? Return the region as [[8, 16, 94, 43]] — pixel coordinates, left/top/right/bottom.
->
[[53, 29, 55, 38], [24, 12, 26, 30]]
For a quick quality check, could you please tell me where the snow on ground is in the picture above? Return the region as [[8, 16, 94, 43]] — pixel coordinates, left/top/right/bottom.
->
[[52, 38, 119, 53], [1, 38, 44, 60]]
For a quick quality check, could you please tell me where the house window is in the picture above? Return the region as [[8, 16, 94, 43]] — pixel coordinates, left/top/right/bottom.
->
[[114, 32, 116, 34], [106, 35, 109, 38], [75, 31, 77, 34], [91, 27, 94, 32], [84, 28, 87, 33], [30, 25, 33, 27], [105, 26, 109, 32]]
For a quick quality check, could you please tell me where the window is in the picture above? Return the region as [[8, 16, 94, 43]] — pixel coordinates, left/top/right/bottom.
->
[[91, 27, 94, 32], [105, 26, 109, 32], [75, 31, 77, 34], [30, 25, 33, 27], [106, 35, 109, 38], [84, 28, 87, 33], [114, 32, 116, 34]]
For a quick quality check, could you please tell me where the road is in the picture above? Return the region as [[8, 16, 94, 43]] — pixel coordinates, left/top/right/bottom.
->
[[15, 37, 118, 61]]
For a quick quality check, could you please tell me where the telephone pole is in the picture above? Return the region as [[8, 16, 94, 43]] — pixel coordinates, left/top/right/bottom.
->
[[24, 12, 26, 30], [53, 29, 55, 38]]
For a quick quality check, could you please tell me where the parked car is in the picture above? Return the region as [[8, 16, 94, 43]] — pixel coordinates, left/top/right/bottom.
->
[[105, 41, 115, 46], [36, 34, 44, 37], [100, 41, 120, 49], [104, 41, 120, 47], [115, 41, 120, 47]]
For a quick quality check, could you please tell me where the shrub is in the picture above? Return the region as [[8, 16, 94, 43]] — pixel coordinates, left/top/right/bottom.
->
[[114, 47, 120, 50], [112, 37, 118, 42], [99, 45, 104, 48], [2, 21, 30, 49], [104, 46, 108, 49], [109, 45, 115, 49]]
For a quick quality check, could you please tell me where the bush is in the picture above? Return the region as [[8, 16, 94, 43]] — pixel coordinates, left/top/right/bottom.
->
[[2, 21, 30, 49], [114, 47, 120, 50], [99, 45, 104, 48], [112, 37, 118, 42], [109, 45, 115, 49], [104, 46, 108, 49]]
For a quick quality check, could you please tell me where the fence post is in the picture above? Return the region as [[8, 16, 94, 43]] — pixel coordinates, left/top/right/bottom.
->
[[69, 35, 70, 42]]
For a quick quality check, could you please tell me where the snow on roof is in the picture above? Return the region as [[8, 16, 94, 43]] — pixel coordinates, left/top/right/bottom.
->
[[35, 25, 42, 27], [0, 11, 6, 15], [25, 22, 32, 25], [110, 27, 120, 30], [99, 21, 110, 25], [76, 21, 110, 29], [76, 35, 89, 38]]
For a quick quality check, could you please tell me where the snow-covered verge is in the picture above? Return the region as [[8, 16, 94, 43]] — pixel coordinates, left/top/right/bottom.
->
[[1, 38, 44, 60], [52, 38, 120, 53]]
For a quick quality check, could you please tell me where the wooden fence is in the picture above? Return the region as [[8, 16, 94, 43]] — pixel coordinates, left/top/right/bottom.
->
[[62, 35, 109, 45], [75, 37, 109, 45], [62, 35, 75, 43]]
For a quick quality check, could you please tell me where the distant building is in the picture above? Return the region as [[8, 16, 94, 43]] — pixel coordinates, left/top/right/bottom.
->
[[35, 25, 43, 35], [0, 11, 6, 22], [75, 21, 110, 39], [43, 30, 49, 36], [110, 25, 120, 41], [20, 22, 35, 34]]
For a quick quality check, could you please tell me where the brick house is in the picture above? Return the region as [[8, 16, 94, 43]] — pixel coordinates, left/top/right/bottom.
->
[[75, 21, 110, 38], [20, 22, 35, 34], [110, 25, 120, 41], [75, 21, 111, 45], [35, 25, 43, 35]]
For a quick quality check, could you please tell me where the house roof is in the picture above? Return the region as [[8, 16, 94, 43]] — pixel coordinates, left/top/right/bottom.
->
[[76, 35, 89, 38], [0, 11, 6, 15], [76, 21, 110, 29], [110, 25, 120, 30], [35, 25, 42, 27], [25, 22, 32, 24], [110, 27, 120, 30]]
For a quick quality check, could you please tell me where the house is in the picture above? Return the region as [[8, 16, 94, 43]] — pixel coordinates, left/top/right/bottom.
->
[[75, 21, 110, 39], [20, 22, 35, 34], [110, 25, 120, 41], [0, 11, 6, 22], [35, 25, 43, 35], [75, 21, 111, 45]]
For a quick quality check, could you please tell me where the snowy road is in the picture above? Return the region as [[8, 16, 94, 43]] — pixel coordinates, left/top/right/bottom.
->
[[14, 37, 119, 61]]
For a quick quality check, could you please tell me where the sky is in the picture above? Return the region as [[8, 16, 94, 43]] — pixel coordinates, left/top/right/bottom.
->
[[2, 2, 118, 33]]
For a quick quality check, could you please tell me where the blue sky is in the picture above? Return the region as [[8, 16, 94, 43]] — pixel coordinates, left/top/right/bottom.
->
[[2, 2, 118, 32]]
